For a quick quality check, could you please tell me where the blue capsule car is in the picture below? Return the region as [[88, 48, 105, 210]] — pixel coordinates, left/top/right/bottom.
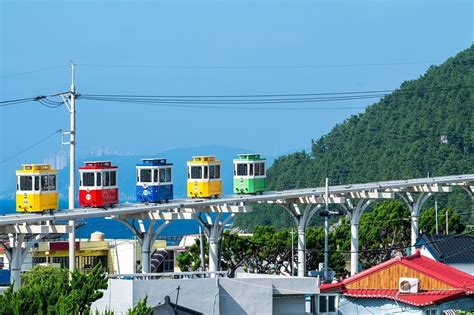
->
[[136, 158, 173, 203]]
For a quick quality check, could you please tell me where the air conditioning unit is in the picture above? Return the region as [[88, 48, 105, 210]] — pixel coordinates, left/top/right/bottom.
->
[[399, 277, 419, 293]]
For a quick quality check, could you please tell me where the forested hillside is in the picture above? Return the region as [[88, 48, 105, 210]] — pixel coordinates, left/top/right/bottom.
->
[[235, 45, 473, 230]]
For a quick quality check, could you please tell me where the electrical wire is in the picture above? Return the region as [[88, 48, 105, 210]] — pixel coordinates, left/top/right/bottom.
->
[[81, 84, 472, 99], [76, 60, 443, 69], [1, 65, 68, 79], [78, 84, 473, 110], [0, 129, 62, 164]]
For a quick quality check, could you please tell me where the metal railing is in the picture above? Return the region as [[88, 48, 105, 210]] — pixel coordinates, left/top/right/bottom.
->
[[108, 271, 228, 280]]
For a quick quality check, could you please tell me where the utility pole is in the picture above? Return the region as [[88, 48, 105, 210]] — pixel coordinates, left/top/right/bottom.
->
[[446, 210, 449, 235], [290, 228, 295, 276], [435, 200, 439, 235], [199, 226, 205, 271], [324, 178, 329, 281], [64, 63, 77, 276]]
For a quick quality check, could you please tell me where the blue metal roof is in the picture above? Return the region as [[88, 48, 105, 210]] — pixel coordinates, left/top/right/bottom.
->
[[136, 158, 172, 166]]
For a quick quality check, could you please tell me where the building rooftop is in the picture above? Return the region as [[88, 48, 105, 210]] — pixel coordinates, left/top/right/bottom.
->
[[321, 250, 474, 307], [415, 233, 474, 264]]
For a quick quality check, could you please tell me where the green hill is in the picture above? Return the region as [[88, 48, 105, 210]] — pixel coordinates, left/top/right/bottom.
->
[[235, 45, 474, 230]]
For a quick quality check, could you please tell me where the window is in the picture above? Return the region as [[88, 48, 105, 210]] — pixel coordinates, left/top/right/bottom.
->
[[255, 162, 265, 176], [328, 296, 336, 312], [20, 176, 33, 191], [34, 176, 40, 191], [319, 295, 337, 314], [160, 168, 166, 183], [249, 163, 254, 176], [153, 169, 158, 183], [104, 172, 110, 186], [41, 175, 49, 190], [237, 163, 248, 176], [424, 310, 437, 315], [210, 165, 216, 179], [204, 166, 208, 179], [140, 169, 152, 183], [96, 172, 102, 186], [82, 173, 95, 187], [165, 168, 172, 182], [110, 171, 116, 186], [136, 170, 139, 182], [215, 165, 220, 179], [190, 166, 202, 179], [48, 175, 56, 190], [319, 295, 327, 312]]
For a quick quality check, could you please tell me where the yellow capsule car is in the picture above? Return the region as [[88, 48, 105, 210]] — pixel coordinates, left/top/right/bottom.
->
[[16, 164, 59, 213], [187, 156, 222, 198]]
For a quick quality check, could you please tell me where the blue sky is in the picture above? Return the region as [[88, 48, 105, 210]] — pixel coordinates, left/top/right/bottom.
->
[[1, 0, 473, 189]]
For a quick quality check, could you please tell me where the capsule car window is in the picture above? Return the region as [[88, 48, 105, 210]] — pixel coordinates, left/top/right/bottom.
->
[[140, 169, 152, 183], [110, 171, 117, 186], [160, 168, 166, 183], [191, 166, 202, 179], [48, 175, 56, 190], [41, 175, 49, 191], [83, 173, 95, 187], [165, 168, 172, 182], [237, 164, 247, 176], [20, 176, 33, 191]]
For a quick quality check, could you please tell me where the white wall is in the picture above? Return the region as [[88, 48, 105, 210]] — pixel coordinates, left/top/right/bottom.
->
[[112, 240, 136, 274], [92, 275, 319, 315]]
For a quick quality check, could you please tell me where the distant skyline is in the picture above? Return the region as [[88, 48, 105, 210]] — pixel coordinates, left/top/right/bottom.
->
[[1, 0, 473, 187]]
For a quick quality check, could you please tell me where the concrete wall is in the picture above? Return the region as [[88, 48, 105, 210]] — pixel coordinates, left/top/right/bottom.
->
[[219, 277, 273, 314], [92, 274, 319, 315], [111, 240, 136, 274], [273, 295, 306, 315]]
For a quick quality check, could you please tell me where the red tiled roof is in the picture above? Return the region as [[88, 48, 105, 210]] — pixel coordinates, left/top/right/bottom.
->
[[320, 250, 474, 306], [344, 289, 467, 307]]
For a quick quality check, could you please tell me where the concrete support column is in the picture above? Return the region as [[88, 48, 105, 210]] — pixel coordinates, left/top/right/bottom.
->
[[411, 215, 419, 254], [279, 204, 321, 278], [195, 212, 235, 277], [208, 236, 219, 273], [11, 234, 23, 291], [141, 237, 151, 274], [346, 199, 370, 276], [398, 192, 431, 253], [6, 233, 44, 290], [297, 227, 305, 277], [118, 218, 170, 274], [350, 223, 359, 276]]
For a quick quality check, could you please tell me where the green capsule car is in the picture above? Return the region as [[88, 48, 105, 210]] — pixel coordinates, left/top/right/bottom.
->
[[233, 154, 266, 194]]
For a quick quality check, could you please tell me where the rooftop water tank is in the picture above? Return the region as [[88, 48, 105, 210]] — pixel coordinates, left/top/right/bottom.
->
[[91, 231, 105, 241]]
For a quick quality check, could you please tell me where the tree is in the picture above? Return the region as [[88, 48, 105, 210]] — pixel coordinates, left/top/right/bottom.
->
[[305, 226, 348, 277], [0, 264, 108, 315], [234, 45, 474, 231], [419, 207, 466, 235], [359, 200, 411, 268], [126, 296, 153, 315], [176, 237, 208, 272], [219, 232, 254, 277]]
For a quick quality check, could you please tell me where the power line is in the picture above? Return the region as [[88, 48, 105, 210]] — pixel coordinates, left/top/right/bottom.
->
[[81, 84, 472, 99], [76, 60, 442, 70], [0, 129, 62, 164], [1, 65, 68, 79]]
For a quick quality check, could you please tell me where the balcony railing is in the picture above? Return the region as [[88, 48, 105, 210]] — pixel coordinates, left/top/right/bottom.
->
[[108, 271, 228, 280]]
